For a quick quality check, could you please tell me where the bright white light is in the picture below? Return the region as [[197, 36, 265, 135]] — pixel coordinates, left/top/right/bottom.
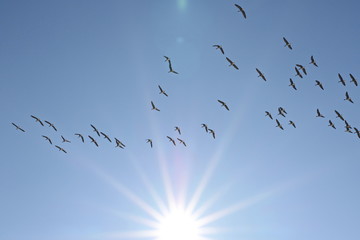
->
[[156, 208, 200, 240]]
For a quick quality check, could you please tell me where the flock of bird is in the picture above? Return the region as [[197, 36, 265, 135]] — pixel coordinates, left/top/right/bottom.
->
[[11, 3, 359, 154]]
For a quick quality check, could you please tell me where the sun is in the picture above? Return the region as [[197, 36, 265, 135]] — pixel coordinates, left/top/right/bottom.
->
[[156, 207, 201, 240]]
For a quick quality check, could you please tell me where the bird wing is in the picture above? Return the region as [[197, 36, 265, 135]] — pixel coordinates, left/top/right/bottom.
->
[[226, 57, 232, 64]]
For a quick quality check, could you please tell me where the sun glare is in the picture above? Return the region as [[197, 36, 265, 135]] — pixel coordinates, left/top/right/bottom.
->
[[156, 207, 200, 240]]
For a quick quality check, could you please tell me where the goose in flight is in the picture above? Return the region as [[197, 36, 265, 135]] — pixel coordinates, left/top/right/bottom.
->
[[344, 91, 354, 103], [167, 136, 176, 146], [88, 135, 99, 147], [278, 107, 287, 117], [289, 120, 296, 128], [75, 133, 84, 143], [208, 129, 216, 139], [42, 135, 52, 144], [256, 68, 267, 81], [295, 67, 303, 78], [213, 45, 225, 54], [283, 37, 292, 50], [265, 111, 273, 120], [217, 99, 230, 111], [61, 135, 71, 143], [12, 123, 25, 132], [289, 78, 297, 90], [296, 64, 307, 75], [44, 120, 57, 131], [315, 80, 324, 90], [146, 139, 153, 148], [158, 85, 168, 97], [100, 132, 112, 142], [115, 138, 125, 148], [226, 57, 239, 70], [309, 55, 318, 67], [201, 123, 208, 132], [354, 128, 360, 138], [31, 115, 44, 126], [335, 110, 344, 121], [90, 124, 100, 137], [234, 4, 246, 19], [338, 73, 346, 86], [175, 126, 181, 135], [276, 119, 284, 130], [328, 120, 336, 129], [344, 120, 352, 132], [151, 101, 160, 111], [55, 145, 67, 153], [316, 108, 325, 118], [177, 138, 187, 146], [350, 74, 358, 86]]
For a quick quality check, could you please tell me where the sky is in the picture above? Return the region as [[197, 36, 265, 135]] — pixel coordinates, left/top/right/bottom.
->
[[1, 0, 360, 239]]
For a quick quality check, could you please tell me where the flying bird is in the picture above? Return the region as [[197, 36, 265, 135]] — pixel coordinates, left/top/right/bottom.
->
[[88, 135, 99, 147], [146, 139, 153, 148], [335, 110, 344, 121], [226, 57, 239, 70], [12, 123, 25, 132], [201, 123, 208, 132], [213, 45, 224, 54], [283, 37, 292, 50], [44, 120, 57, 131], [167, 136, 176, 146], [90, 124, 100, 137], [295, 67, 303, 78], [278, 107, 287, 117], [208, 129, 216, 139], [309, 55, 318, 67], [338, 73, 346, 86], [234, 4, 246, 19], [296, 64, 307, 75], [217, 99, 230, 111], [61, 135, 71, 143], [316, 108, 325, 118], [151, 101, 160, 111], [265, 111, 273, 120], [100, 132, 112, 142], [175, 126, 181, 135], [344, 120, 352, 132], [328, 120, 336, 129], [344, 91, 354, 103], [115, 138, 125, 148], [31, 115, 44, 126], [75, 133, 84, 143], [256, 68, 267, 81], [42, 135, 52, 144], [315, 80, 324, 90], [168, 61, 178, 74], [289, 78, 297, 90], [177, 138, 187, 146], [158, 85, 168, 97], [276, 119, 284, 130], [289, 120, 296, 128], [350, 74, 358, 86], [55, 145, 67, 153]]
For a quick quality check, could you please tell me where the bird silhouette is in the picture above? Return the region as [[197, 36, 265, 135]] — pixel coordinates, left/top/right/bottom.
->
[[217, 100, 230, 111], [12, 123, 25, 132], [213, 44, 225, 54], [350, 74, 358, 86], [88, 135, 99, 147], [328, 120, 336, 129], [315, 80, 324, 90], [75, 133, 84, 143], [344, 91, 354, 103], [177, 138, 187, 146], [265, 111, 273, 120], [55, 145, 67, 153], [114, 138, 125, 148], [61, 135, 71, 143], [151, 101, 160, 111], [296, 64, 307, 75], [31, 115, 44, 126], [316, 109, 325, 118], [226, 57, 239, 70], [44, 120, 57, 131], [158, 85, 168, 97], [283, 37, 292, 50], [289, 120, 296, 128], [335, 110, 345, 121], [175, 126, 181, 135], [42, 135, 52, 144], [167, 136, 176, 146], [295, 67, 303, 78], [208, 129, 216, 139], [201, 123, 208, 132], [90, 124, 100, 137], [146, 139, 153, 148], [256, 68, 267, 81], [100, 132, 112, 142], [289, 78, 297, 90], [310, 55, 318, 67], [234, 4, 246, 19], [276, 119, 284, 130], [338, 73, 346, 86]]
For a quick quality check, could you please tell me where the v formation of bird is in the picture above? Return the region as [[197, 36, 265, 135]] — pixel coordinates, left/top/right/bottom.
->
[[11, 2, 359, 154]]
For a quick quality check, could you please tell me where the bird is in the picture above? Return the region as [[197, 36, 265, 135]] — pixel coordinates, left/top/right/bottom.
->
[[151, 101, 160, 111], [75, 133, 84, 143], [167, 136, 176, 146], [213, 44, 224, 54], [42, 135, 52, 144], [289, 120, 296, 128], [234, 4, 246, 19], [289, 78, 297, 90], [146, 139, 153, 148], [344, 120, 352, 131], [31, 115, 44, 126], [177, 138, 187, 146], [296, 64, 307, 75], [354, 128, 360, 138], [217, 99, 230, 111], [115, 138, 125, 148], [256, 68, 266, 81], [11, 123, 25, 132], [265, 111, 273, 120], [283, 37, 292, 50], [295, 67, 303, 78], [158, 85, 168, 97], [316, 108, 325, 118], [201, 123, 208, 132], [344, 91, 354, 103], [328, 120, 336, 129], [55, 145, 67, 153], [309, 55, 318, 67], [315, 80, 324, 90], [276, 119, 284, 130], [61, 135, 71, 143], [208, 129, 216, 139], [278, 107, 287, 117], [335, 110, 345, 121], [175, 126, 181, 135], [100, 132, 112, 142], [88, 135, 99, 147], [168, 61, 178, 74], [90, 124, 100, 137], [44, 120, 57, 131], [226, 57, 239, 70], [350, 74, 358, 86], [338, 73, 346, 86]]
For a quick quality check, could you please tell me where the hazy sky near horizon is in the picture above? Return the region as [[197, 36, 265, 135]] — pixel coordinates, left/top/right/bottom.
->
[[1, 1, 360, 240]]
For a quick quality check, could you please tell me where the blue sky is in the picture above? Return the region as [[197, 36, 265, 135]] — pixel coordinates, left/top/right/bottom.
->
[[1, 0, 360, 239]]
